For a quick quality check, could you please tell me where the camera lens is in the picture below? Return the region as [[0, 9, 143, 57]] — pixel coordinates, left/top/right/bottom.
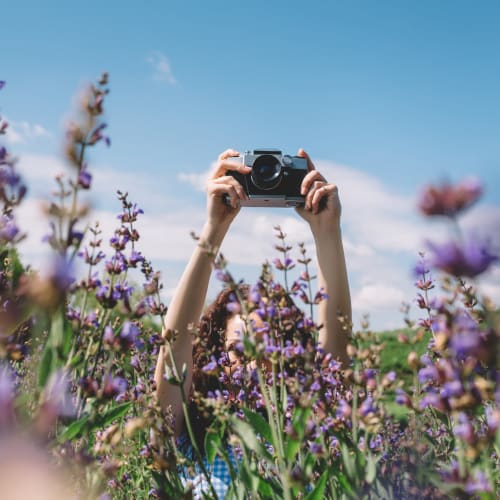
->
[[250, 154, 282, 190]]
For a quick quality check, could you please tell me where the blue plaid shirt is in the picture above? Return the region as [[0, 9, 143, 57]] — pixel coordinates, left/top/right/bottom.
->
[[178, 434, 238, 499]]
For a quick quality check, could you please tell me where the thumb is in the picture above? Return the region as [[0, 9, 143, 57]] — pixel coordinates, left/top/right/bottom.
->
[[297, 148, 315, 172]]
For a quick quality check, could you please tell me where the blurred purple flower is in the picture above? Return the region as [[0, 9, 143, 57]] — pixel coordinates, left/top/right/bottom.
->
[[464, 471, 492, 494], [0, 365, 15, 428], [0, 81, 5, 90], [88, 123, 110, 146], [418, 178, 482, 217], [226, 301, 241, 314], [120, 321, 144, 350], [48, 255, 75, 292], [358, 396, 376, 417], [453, 412, 475, 445], [426, 238, 498, 278], [418, 365, 438, 384], [0, 214, 20, 243], [449, 311, 482, 359], [44, 370, 77, 418], [395, 388, 412, 407], [336, 399, 351, 419], [102, 375, 127, 399], [440, 380, 463, 399], [202, 357, 218, 374], [77, 168, 92, 189]]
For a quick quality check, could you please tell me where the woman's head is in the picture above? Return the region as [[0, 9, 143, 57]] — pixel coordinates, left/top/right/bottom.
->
[[188, 283, 312, 447]]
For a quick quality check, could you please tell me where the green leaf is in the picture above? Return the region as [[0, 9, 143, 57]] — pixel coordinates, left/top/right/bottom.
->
[[292, 405, 312, 438], [94, 401, 132, 428], [230, 416, 273, 462], [305, 470, 328, 500], [50, 309, 64, 348], [61, 318, 73, 357], [285, 438, 300, 463], [68, 351, 84, 369], [204, 429, 222, 464], [336, 471, 354, 495], [241, 407, 272, 442], [37, 344, 54, 388], [366, 454, 377, 484], [57, 415, 90, 442], [256, 477, 275, 497], [341, 443, 356, 481]]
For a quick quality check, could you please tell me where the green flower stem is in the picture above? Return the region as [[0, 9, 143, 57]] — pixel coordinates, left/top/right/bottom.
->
[[256, 365, 292, 500]]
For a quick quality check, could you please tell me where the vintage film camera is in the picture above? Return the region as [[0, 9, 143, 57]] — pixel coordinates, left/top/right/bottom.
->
[[227, 149, 308, 207]]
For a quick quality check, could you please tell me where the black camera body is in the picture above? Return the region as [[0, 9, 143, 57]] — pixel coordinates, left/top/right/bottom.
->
[[228, 149, 307, 207]]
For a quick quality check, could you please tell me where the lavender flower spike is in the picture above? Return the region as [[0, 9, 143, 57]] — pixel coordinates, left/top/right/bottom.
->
[[427, 238, 498, 278]]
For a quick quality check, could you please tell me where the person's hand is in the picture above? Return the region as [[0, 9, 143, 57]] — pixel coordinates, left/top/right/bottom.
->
[[295, 149, 342, 231], [206, 149, 251, 228]]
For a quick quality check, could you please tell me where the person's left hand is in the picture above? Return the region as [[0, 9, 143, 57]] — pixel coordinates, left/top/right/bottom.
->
[[295, 149, 342, 229]]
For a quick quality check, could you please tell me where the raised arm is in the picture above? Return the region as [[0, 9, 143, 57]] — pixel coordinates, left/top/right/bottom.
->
[[296, 149, 351, 367], [154, 149, 250, 435]]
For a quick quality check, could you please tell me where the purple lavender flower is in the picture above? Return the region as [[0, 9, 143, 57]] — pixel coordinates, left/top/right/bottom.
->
[[449, 311, 482, 359], [358, 396, 376, 417], [418, 178, 482, 217], [395, 388, 412, 407], [120, 321, 144, 350], [0, 214, 20, 243], [102, 375, 127, 399], [77, 168, 92, 189], [418, 365, 438, 384], [128, 250, 144, 267], [453, 412, 475, 445], [426, 238, 498, 278], [48, 255, 75, 292], [226, 301, 241, 314], [202, 357, 218, 374], [336, 399, 351, 419], [103, 325, 115, 345], [105, 252, 128, 274], [464, 471, 492, 494], [440, 380, 463, 399]]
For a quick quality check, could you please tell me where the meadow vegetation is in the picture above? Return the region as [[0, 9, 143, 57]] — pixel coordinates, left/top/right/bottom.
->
[[0, 75, 498, 499]]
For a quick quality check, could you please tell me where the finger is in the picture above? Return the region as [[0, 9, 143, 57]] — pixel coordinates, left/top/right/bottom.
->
[[218, 149, 240, 161], [305, 180, 326, 211], [300, 170, 327, 195], [211, 176, 249, 200], [211, 183, 240, 208], [311, 184, 334, 214], [297, 148, 316, 172], [211, 159, 251, 179]]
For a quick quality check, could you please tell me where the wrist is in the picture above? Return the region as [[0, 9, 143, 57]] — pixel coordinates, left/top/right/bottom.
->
[[201, 220, 230, 247], [310, 218, 342, 239]]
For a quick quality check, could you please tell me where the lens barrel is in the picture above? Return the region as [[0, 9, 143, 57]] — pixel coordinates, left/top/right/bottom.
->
[[250, 154, 282, 190]]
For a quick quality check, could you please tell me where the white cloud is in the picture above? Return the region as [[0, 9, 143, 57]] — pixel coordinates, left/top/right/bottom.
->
[[4, 119, 52, 144], [146, 51, 177, 85], [178, 164, 212, 191], [353, 283, 406, 312]]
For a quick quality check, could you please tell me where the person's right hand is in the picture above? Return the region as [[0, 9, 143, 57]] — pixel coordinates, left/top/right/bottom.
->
[[206, 149, 251, 228]]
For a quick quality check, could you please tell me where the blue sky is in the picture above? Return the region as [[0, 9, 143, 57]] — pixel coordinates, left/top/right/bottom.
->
[[2, 1, 499, 329]]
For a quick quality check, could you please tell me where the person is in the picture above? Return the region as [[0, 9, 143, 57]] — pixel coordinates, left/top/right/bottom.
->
[[154, 148, 351, 496]]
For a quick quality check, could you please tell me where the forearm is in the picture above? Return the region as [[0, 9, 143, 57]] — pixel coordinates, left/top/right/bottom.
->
[[154, 221, 230, 416], [312, 223, 351, 367]]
